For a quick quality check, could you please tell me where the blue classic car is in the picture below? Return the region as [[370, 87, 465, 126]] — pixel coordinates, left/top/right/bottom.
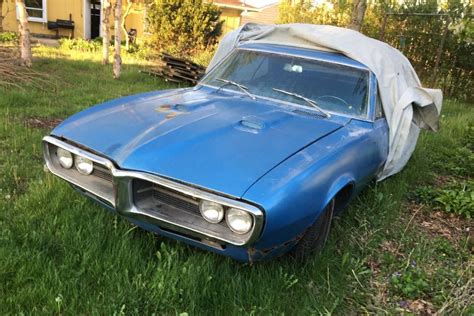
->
[[43, 43, 389, 261]]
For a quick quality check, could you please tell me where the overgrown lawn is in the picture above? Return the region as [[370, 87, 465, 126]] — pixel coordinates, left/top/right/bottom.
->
[[0, 46, 472, 314]]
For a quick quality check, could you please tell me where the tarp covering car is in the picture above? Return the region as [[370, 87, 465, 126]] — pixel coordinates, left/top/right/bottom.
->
[[207, 23, 443, 180]]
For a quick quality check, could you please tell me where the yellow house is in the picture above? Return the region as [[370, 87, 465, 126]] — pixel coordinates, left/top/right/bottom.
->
[[211, 0, 279, 34], [1, 0, 146, 39], [0, 0, 278, 40]]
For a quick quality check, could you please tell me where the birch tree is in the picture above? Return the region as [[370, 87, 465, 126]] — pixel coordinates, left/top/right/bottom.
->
[[101, 0, 112, 64], [348, 0, 367, 32], [113, 0, 122, 79], [17, 0, 32, 67]]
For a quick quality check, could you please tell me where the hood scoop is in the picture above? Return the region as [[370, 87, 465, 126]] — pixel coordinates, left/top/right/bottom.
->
[[236, 119, 264, 134]]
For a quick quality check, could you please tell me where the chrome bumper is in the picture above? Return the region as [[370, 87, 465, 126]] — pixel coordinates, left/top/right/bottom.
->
[[43, 136, 264, 246]]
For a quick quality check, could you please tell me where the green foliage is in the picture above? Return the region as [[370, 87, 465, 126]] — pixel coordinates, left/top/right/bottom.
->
[[432, 145, 474, 177], [278, 0, 351, 25], [59, 38, 103, 52], [413, 180, 473, 219], [190, 47, 216, 67], [146, 0, 223, 57], [435, 180, 473, 218], [390, 268, 430, 299], [0, 31, 18, 43], [278, 0, 473, 101]]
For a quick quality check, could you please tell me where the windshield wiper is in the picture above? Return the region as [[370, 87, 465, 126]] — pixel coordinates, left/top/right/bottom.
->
[[216, 78, 256, 100], [272, 88, 331, 118]]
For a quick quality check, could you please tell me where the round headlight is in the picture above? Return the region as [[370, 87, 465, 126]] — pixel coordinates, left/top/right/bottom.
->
[[200, 200, 224, 223], [75, 156, 94, 175], [57, 148, 73, 169], [226, 208, 253, 234]]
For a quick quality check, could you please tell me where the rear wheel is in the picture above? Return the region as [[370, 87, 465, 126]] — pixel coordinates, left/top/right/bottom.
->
[[290, 199, 335, 260]]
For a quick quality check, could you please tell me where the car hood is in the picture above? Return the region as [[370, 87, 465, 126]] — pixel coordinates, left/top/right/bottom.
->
[[52, 88, 349, 197]]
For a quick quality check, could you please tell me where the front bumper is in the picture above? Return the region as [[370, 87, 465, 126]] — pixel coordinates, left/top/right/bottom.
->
[[43, 136, 267, 258]]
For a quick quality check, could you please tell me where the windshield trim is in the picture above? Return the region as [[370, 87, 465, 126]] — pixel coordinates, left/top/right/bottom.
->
[[198, 47, 373, 121], [198, 84, 374, 123]]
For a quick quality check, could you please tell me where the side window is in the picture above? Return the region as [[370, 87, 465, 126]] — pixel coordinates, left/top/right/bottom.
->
[[375, 88, 385, 119]]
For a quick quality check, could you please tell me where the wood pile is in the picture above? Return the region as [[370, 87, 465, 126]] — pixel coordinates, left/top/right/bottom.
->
[[141, 53, 206, 85]]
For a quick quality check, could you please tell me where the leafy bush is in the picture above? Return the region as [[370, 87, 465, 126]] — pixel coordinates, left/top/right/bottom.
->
[[190, 47, 216, 67], [0, 32, 18, 43], [390, 268, 430, 299], [414, 180, 473, 219], [146, 0, 223, 57], [435, 180, 473, 219], [278, 0, 351, 25]]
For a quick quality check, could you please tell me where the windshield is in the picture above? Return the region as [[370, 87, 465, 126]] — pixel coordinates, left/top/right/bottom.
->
[[201, 49, 370, 119]]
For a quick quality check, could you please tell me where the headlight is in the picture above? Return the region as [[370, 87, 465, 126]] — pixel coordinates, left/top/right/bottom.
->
[[226, 208, 253, 234], [200, 200, 224, 223], [75, 156, 94, 175], [57, 148, 73, 169]]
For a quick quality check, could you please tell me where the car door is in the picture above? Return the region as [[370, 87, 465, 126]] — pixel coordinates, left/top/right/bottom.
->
[[371, 79, 389, 174]]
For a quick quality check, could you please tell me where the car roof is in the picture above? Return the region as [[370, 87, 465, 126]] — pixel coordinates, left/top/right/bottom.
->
[[238, 42, 370, 70]]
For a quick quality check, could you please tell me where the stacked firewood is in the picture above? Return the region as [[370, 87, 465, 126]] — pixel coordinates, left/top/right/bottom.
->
[[141, 53, 206, 85]]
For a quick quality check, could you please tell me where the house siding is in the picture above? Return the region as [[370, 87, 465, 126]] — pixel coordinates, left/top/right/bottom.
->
[[2, 0, 85, 38], [219, 7, 241, 34], [241, 4, 278, 25]]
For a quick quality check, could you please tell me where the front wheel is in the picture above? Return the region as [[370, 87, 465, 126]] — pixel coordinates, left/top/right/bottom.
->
[[290, 199, 335, 260]]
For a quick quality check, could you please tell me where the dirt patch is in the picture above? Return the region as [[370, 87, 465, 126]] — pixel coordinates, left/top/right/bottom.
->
[[417, 209, 471, 243], [24, 117, 63, 130], [433, 175, 453, 188], [399, 299, 436, 315], [402, 201, 471, 245]]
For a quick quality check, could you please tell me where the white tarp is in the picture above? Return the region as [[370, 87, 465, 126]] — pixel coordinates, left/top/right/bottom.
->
[[207, 23, 443, 180]]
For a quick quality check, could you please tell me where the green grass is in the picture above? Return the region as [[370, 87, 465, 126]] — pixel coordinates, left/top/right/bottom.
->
[[0, 46, 472, 314]]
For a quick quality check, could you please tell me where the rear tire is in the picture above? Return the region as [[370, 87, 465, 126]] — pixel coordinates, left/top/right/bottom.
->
[[290, 199, 335, 260]]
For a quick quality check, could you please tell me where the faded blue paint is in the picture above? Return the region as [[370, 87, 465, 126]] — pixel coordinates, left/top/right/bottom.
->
[[51, 44, 389, 261]]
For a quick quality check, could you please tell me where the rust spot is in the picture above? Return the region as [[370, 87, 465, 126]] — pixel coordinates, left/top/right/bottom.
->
[[247, 232, 304, 262], [155, 105, 172, 112]]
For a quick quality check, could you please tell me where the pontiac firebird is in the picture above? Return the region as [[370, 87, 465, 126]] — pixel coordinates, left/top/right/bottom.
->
[[43, 43, 389, 261]]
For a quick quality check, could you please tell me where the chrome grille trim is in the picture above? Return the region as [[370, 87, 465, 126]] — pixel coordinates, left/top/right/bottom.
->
[[43, 136, 115, 206], [42, 136, 264, 246], [92, 164, 113, 182]]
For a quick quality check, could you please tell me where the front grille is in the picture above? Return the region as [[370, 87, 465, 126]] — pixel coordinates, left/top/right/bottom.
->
[[92, 164, 113, 182], [152, 187, 200, 215], [133, 179, 236, 233]]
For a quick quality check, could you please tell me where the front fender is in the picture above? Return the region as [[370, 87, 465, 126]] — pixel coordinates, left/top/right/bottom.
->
[[324, 173, 355, 210], [243, 121, 380, 250]]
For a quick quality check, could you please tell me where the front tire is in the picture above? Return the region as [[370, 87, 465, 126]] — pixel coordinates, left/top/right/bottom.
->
[[290, 199, 335, 260]]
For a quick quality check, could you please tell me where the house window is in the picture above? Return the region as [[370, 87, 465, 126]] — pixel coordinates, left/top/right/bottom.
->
[[25, 0, 47, 23]]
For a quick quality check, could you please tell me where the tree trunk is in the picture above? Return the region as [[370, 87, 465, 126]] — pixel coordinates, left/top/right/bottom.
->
[[431, 17, 451, 86], [348, 0, 367, 32], [0, 0, 5, 32], [113, 0, 122, 79], [17, 0, 32, 67], [101, 0, 112, 65], [121, 1, 133, 51]]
